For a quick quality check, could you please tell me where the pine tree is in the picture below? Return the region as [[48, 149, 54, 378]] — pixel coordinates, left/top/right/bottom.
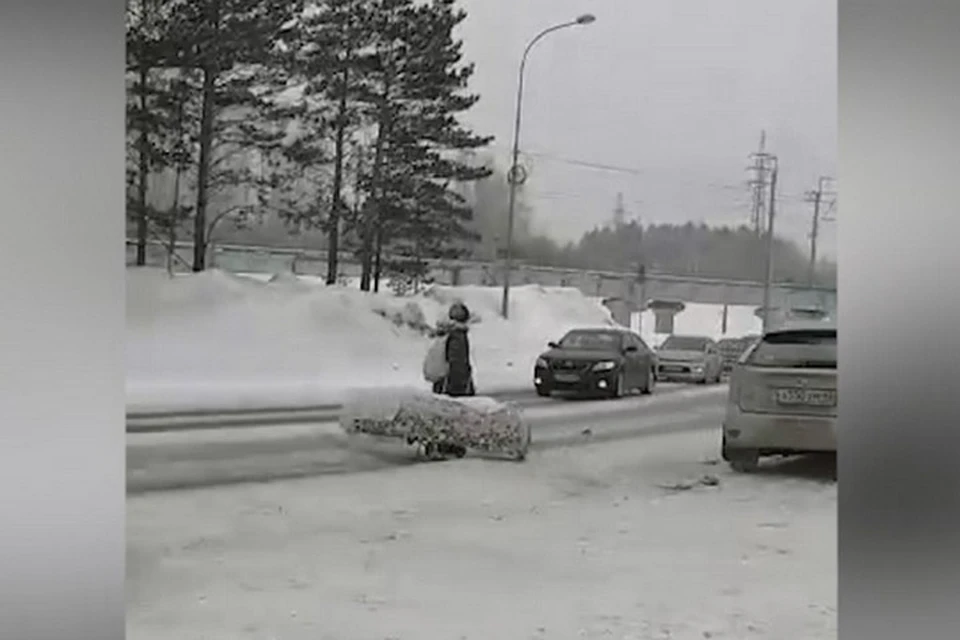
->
[[267, 0, 375, 284], [358, 0, 492, 290], [150, 70, 197, 271], [159, 0, 300, 271], [126, 0, 179, 265], [347, 0, 413, 290]]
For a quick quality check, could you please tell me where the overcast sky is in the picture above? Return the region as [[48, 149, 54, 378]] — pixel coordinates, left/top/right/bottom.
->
[[456, 0, 837, 258]]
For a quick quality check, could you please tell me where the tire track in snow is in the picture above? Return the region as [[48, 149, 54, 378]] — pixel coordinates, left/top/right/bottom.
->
[[127, 385, 727, 494]]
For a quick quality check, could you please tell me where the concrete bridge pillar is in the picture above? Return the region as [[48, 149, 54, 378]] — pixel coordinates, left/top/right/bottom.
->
[[647, 300, 686, 335], [602, 276, 644, 328]]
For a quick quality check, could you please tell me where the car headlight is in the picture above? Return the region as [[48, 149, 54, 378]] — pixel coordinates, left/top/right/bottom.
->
[[692, 363, 705, 372], [592, 360, 617, 372], [535, 357, 548, 368]]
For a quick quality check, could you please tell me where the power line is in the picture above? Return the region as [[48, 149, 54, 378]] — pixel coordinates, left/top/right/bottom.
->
[[746, 130, 770, 236], [612, 192, 626, 226], [487, 143, 649, 175], [805, 176, 835, 285], [761, 155, 780, 331], [523, 152, 647, 175], [526, 184, 808, 205], [820, 197, 838, 221], [503, 147, 811, 200]]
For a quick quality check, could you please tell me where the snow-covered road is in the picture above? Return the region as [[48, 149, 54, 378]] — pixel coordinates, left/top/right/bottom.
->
[[127, 384, 726, 493], [127, 391, 836, 640]]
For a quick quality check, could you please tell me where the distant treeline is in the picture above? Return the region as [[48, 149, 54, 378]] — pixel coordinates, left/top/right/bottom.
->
[[512, 220, 837, 286], [194, 214, 836, 287]]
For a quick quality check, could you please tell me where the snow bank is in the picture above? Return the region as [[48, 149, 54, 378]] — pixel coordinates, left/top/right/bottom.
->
[[633, 303, 762, 347], [126, 268, 616, 412]]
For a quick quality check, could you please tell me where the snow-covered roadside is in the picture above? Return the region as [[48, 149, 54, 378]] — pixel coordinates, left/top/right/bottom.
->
[[126, 269, 617, 413], [126, 268, 764, 414], [127, 428, 836, 640]]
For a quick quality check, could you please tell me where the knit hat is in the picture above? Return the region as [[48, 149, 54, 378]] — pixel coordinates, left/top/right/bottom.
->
[[448, 302, 469, 323]]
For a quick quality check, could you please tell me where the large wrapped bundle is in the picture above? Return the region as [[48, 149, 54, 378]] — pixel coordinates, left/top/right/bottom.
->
[[339, 389, 530, 461]]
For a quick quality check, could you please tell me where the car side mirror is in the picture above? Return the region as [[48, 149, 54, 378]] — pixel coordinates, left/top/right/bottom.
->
[[548, 341, 559, 349], [624, 345, 638, 353]]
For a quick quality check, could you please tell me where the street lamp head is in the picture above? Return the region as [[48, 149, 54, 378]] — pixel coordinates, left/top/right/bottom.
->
[[575, 13, 596, 25]]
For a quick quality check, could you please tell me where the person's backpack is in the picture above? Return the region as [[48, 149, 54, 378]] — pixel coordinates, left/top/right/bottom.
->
[[422, 335, 449, 383]]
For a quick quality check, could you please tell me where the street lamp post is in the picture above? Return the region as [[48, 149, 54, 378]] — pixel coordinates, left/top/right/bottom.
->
[[500, 13, 596, 319]]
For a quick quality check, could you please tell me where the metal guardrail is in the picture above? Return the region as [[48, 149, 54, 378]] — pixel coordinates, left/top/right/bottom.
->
[[126, 389, 543, 433], [127, 405, 344, 433], [127, 402, 341, 421]]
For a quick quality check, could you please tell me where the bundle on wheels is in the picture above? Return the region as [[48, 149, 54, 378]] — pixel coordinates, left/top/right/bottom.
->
[[339, 390, 530, 461]]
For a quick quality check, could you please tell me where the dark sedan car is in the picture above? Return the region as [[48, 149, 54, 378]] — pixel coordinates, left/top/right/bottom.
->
[[533, 327, 657, 399]]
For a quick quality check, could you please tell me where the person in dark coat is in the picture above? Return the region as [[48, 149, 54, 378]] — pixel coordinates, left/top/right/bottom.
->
[[432, 302, 474, 459], [440, 302, 475, 397]]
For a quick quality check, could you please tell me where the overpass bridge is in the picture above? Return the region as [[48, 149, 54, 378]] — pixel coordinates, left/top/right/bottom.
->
[[127, 239, 836, 317]]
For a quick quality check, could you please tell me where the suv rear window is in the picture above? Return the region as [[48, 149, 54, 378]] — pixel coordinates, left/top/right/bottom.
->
[[744, 329, 837, 369], [661, 336, 709, 351]]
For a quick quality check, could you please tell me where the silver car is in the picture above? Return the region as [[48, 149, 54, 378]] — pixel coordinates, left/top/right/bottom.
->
[[721, 322, 837, 472], [655, 335, 724, 384]]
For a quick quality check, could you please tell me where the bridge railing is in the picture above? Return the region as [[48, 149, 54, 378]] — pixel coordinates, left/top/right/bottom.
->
[[125, 238, 837, 297]]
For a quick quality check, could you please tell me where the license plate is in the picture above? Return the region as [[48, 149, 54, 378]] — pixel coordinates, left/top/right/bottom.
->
[[775, 388, 836, 407], [554, 373, 580, 383], [661, 366, 685, 373]]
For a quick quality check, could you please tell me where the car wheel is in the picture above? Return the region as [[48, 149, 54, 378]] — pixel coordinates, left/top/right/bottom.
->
[[728, 450, 760, 473], [730, 457, 759, 473], [609, 371, 625, 399], [641, 367, 655, 394], [722, 434, 759, 470]]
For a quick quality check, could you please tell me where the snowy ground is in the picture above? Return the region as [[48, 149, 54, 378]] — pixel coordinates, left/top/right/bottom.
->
[[127, 422, 836, 639], [127, 269, 760, 414]]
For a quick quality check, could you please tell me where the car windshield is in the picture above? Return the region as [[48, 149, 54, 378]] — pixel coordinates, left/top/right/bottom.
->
[[660, 336, 708, 351], [746, 329, 837, 368], [559, 331, 620, 350]]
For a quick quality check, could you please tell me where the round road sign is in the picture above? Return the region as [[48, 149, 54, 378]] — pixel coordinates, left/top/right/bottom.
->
[[506, 164, 528, 185]]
